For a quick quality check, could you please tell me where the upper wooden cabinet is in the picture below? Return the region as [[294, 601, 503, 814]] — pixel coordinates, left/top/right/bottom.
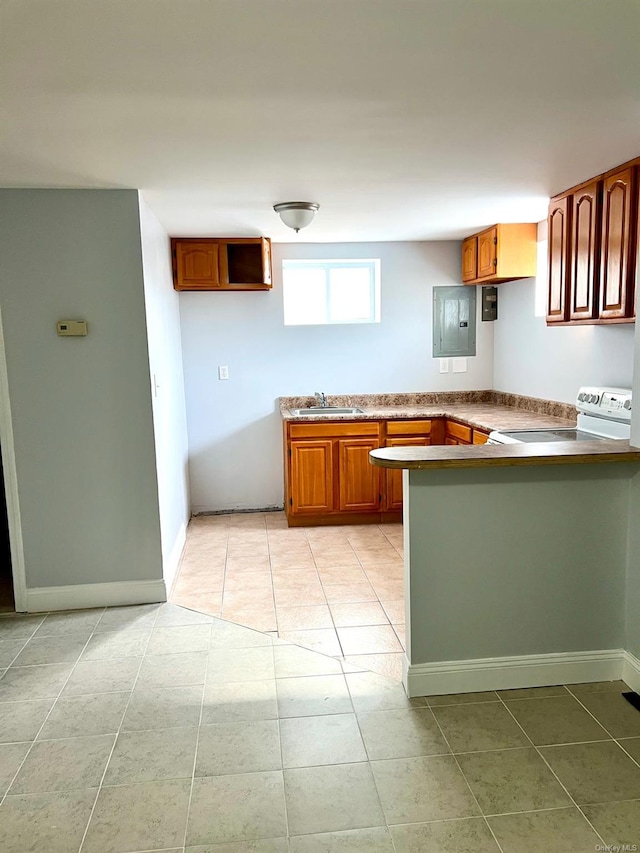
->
[[172, 237, 272, 291], [461, 224, 537, 285], [546, 156, 638, 325]]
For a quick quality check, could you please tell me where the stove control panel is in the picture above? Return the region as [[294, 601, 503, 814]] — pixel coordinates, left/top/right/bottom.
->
[[576, 386, 632, 421]]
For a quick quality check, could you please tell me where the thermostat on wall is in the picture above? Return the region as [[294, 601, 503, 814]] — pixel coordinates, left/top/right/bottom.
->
[[57, 320, 88, 336]]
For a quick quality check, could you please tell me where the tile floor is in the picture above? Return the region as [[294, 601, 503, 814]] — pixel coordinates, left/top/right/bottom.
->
[[170, 511, 406, 680], [0, 602, 639, 851]]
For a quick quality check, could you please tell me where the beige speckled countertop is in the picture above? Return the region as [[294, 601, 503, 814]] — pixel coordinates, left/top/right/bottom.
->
[[279, 391, 577, 433]]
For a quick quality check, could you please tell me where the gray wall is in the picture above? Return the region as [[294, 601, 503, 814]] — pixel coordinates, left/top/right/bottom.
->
[[180, 240, 495, 513], [0, 189, 162, 588], [138, 194, 190, 587], [493, 221, 635, 404], [406, 465, 632, 664]]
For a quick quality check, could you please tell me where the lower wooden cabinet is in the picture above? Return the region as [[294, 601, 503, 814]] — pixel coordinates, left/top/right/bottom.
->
[[284, 416, 482, 525]]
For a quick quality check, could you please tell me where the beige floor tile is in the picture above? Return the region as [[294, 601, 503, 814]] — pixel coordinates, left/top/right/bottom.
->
[[620, 737, 640, 763], [155, 604, 213, 627], [280, 713, 367, 768], [577, 691, 640, 738], [270, 555, 316, 571], [172, 591, 222, 616], [277, 605, 333, 630], [505, 695, 611, 745], [1, 663, 73, 701], [0, 790, 97, 853], [210, 619, 273, 649], [274, 585, 326, 607], [202, 679, 278, 724], [313, 554, 361, 569], [226, 555, 271, 573], [187, 771, 287, 846], [285, 762, 384, 835], [390, 818, 500, 853], [539, 740, 640, 803], [330, 602, 389, 628], [95, 604, 161, 632], [367, 581, 404, 600], [221, 606, 278, 632], [104, 726, 198, 784], [11, 635, 86, 667], [488, 807, 601, 853], [196, 719, 281, 776], [208, 646, 275, 683], [80, 629, 150, 661], [392, 624, 405, 647], [0, 742, 31, 795], [278, 629, 342, 657], [323, 582, 377, 604], [226, 544, 270, 557], [186, 840, 288, 853], [272, 569, 321, 588], [276, 674, 352, 718], [223, 572, 274, 591], [432, 702, 530, 753], [10, 734, 115, 794], [380, 600, 405, 623], [223, 589, 275, 610], [427, 691, 499, 706], [357, 707, 449, 760], [274, 644, 343, 679], [346, 671, 426, 712], [83, 778, 191, 853], [289, 827, 394, 852], [457, 747, 571, 815], [122, 685, 204, 731], [371, 754, 480, 824], [345, 654, 404, 681], [582, 799, 640, 846], [137, 651, 208, 689], [0, 699, 54, 743], [38, 692, 130, 740], [317, 567, 369, 585], [337, 625, 402, 655]]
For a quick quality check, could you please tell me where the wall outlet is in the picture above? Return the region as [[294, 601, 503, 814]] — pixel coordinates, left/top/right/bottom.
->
[[218, 365, 229, 380], [452, 357, 468, 373], [439, 358, 449, 374]]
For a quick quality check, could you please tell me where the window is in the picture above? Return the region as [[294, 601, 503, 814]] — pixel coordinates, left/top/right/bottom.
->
[[282, 259, 381, 326]]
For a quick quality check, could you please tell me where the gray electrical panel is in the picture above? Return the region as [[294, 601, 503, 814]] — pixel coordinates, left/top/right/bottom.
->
[[433, 286, 476, 358]]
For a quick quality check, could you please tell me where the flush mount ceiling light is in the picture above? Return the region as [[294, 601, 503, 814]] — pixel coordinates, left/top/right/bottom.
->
[[273, 201, 320, 233]]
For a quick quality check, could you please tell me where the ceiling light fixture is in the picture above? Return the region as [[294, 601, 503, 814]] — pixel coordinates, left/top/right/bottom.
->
[[273, 201, 320, 233]]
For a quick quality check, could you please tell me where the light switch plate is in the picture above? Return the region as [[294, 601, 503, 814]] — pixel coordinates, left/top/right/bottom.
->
[[218, 365, 229, 380], [439, 358, 449, 374], [57, 320, 87, 336]]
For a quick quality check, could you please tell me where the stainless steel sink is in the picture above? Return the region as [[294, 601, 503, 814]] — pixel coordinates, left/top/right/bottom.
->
[[290, 407, 364, 416]]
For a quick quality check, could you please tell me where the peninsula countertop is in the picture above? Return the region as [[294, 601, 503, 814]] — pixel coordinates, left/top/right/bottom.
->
[[370, 440, 640, 470]]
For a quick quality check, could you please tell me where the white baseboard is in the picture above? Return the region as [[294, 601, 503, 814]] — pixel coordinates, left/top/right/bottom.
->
[[26, 579, 167, 613], [163, 522, 187, 594], [622, 650, 640, 694], [404, 649, 625, 698]]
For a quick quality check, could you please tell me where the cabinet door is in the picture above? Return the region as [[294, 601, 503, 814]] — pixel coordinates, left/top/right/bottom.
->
[[547, 196, 571, 323], [600, 167, 635, 319], [476, 227, 498, 279], [174, 241, 220, 289], [337, 438, 381, 512], [384, 436, 430, 511], [570, 182, 601, 320], [461, 236, 477, 282], [289, 440, 334, 514], [472, 430, 489, 445], [261, 238, 272, 285]]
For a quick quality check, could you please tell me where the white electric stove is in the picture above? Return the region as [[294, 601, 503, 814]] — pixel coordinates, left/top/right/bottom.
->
[[488, 386, 632, 445]]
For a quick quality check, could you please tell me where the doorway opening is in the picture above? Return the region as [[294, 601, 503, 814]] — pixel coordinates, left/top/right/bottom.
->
[[0, 449, 15, 612]]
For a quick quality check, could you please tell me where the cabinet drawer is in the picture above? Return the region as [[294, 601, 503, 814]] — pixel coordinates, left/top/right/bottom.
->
[[386, 419, 432, 436], [288, 421, 380, 439], [473, 429, 490, 445], [445, 420, 472, 442]]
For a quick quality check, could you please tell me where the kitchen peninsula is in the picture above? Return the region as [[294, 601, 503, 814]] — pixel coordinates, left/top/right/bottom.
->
[[370, 440, 640, 699]]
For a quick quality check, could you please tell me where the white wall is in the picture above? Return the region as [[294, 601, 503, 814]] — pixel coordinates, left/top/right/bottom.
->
[[0, 189, 163, 589], [493, 221, 635, 403], [180, 241, 494, 512], [138, 194, 190, 588]]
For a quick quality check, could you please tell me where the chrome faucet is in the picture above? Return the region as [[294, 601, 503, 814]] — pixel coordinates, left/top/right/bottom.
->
[[314, 391, 328, 408]]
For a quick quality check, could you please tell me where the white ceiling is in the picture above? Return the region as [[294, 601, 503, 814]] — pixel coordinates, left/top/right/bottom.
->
[[2, 0, 640, 241]]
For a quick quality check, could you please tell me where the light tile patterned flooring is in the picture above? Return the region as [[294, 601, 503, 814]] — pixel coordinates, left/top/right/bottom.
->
[[170, 511, 406, 680], [0, 603, 639, 851]]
